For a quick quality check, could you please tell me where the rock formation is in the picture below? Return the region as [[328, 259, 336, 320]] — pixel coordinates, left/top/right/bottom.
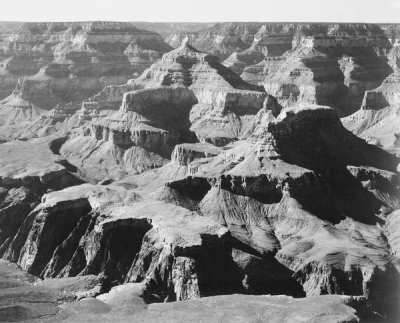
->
[[59, 40, 268, 180], [0, 22, 172, 141], [0, 21, 400, 323], [3, 101, 398, 319], [168, 23, 398, 116], [0, 259, 372, 322], [148, 103, 400, 317], [0, 136, 83, 255], [241, 24, 393, 116], [342, 25, 400, 155]]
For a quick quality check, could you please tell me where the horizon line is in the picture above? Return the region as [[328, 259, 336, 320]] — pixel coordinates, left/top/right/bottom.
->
[[0, 20, 399, 25]]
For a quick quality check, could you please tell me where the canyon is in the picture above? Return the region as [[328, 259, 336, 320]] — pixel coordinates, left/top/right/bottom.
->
[[0, 21, 399, 322], [0, 21, 172, 142]]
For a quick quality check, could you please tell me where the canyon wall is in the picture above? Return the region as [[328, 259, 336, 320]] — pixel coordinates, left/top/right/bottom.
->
[[342, 25, 400, 155], [167, 23, 399, 116], [0, 21, 172, 141], [0, 23, 399, 322]]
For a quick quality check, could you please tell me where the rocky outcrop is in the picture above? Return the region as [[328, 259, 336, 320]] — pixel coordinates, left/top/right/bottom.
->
[[1, 22, 400, 322], [342, 104, 400, 155], [167, 23, 397, 115], [0, 136, 83, 255], [223, 24, 296, 74], [0, 22, 172, 141], [2, 182, 307, 303], [166, 23, 294, 61], [242, 24, 394, 116], [59, 41, 268, 181], [133, 39, 267, 144], [157, 104, 400, 318], [0, 259, 373, 323], [342, 26, 400, 154], [60, 86, 197, 180], [168, 23, 397, 117], [171, 143, 221, 166]]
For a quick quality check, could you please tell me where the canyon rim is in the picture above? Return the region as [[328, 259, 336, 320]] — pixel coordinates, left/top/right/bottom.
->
[[0, 0, 399, 322]]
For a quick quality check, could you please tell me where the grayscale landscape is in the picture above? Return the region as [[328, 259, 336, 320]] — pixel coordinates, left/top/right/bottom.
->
[[0, 1, 399, 322]]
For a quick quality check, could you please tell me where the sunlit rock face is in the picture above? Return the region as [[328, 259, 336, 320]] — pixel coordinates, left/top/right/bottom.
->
[[0, 136, 84, 256], [0, 22, 400, 323], [59, 41, 269, 180], [166, 23, 296, 76], [2, 103, 399, 319], [342, 25, 400, 155], [155, 103, 400, 317], [241, 24, 394, 116], [134, 40, 267, 143], [167, 23, 397, 117], [0, 22, 172, 141]]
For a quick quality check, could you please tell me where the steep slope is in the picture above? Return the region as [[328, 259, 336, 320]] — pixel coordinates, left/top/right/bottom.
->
[[0, 22, 400, 322], [167, 23, 396, 116], [3, 181, 305, 302], [0, 22, 172, 141], [60, 40, 268, 181], [166, 23, 296, 76], [150, 103, 400, 318], [1, 103, 398, 319], [0, 136, 83, 254], [342, 25, 400, 154], [242, 24, 393, 116], [166, 23, 264, 59], [0, 260, 372, 322], [223, 24, 295, 74]]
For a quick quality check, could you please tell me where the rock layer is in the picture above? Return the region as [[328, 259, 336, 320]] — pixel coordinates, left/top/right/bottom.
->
[[342, 25, 400, 154], [0, 136, 83, 255], [158, 103, 400, 317], [0, 22, 172, 141], [0, 21, 400, 323], [59, 41, 268, 180]]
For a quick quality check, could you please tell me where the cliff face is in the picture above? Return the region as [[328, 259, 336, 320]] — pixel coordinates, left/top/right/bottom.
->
[[342, 25, 400, 154], [157, 104, 400, 317], [241, 24, 393, 116], [166, 23, 296, 73], [59, 41, 268, 180], [0, 22, 172, 141], [2, 182, 305, 302], [167, 23, 398, 116], [1, 21, 400, 322], [0, 136, 83, 255], [3, 102, 399, 319], [0, 258, 370, 322]]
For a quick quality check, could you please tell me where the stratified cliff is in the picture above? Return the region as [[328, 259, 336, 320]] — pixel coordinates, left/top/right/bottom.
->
[[0, 136, 83, 255], [168, 23, 398, 116], [0, 22, 399, 323], [59, 40, 268, 180], [0, 22, 172, 141], [0, 258, 369, 322], [153, 103, 400, 317], [342, 25, 400, 155], [241, 24, 393, 116], [2, 101, 398, 320]]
